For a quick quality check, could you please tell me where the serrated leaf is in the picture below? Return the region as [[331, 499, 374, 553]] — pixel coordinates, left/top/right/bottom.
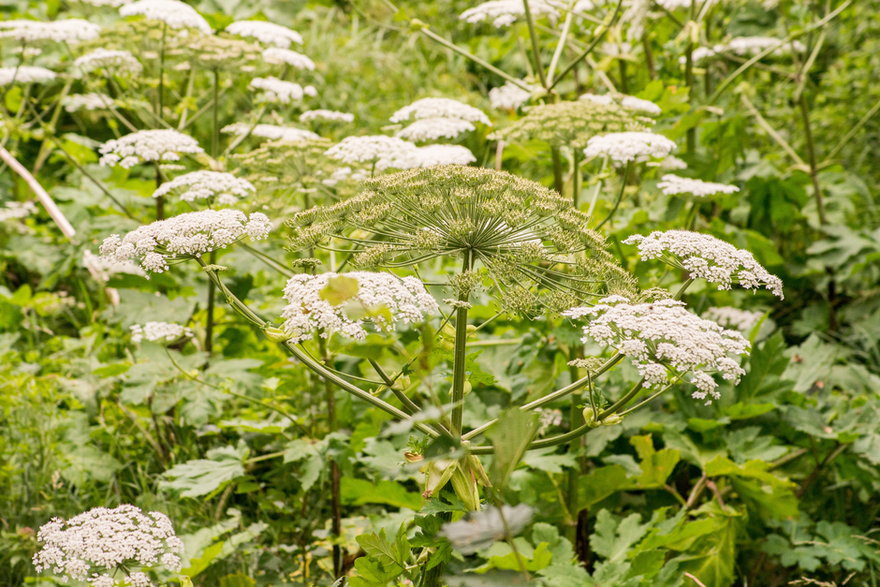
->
[[590, 510, 649, 564], [282, 438, 325, 492], [630, 435, 680, 488], [160, 445, 248, 498]]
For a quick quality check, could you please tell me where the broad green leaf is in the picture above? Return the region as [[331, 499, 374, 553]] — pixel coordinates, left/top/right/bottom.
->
[[590, 510, 649, 564], [160, 445, 248, 498], [283, 438, 325, 492], [630, 435, 680, 488], [486, 408, 540, 491], [340, 478, 423, 510], [218, 574, 256, 587], [356, 529, 406, 570], [578, 465, 633, 509], [675, 505, 741, 587]]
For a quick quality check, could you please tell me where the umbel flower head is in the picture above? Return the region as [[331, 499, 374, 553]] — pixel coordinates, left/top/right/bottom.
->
[[222, 123, 320, 143], [99, 209, 271, 273], [32, 504, 184, 586], [657, 174, 739, 198], [249, 76, 311, 104], [489, 81, 537, 111], [704, 306, 765, 333], [0, 66, 56, 85], [395, 117, 476, 142], [390, 97, 491, 125], [580, 92, 662, 116], [494, 100, 652, 149], [74, 48, 143, 76], [584, 131, 677, 165], [119, 0, 212, 33], [232, 137, 336, 190], [131, 321, 194, 343], [300, 109, 354, 123], [152, 170, 256, 205], [563, 296, 751, 402], [623, 230, 784, 298], [287, 166, 635, 313], [225, 20, 303, 47], [0, 19, 100, 43], [460, 0, 560, 28], [263, 47, 315, 70], [99, 129, 204, 168], [280, 271, 439, 343]]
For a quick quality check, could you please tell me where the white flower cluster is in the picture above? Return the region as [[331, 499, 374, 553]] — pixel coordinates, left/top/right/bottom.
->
[[130, 321, 193, 343], [656, 0, 718, 9], [99, 129, 203, 168], [395, 117, 475, 142], [0, 200, 37, 222], [119, 0, 211, 33], [325, 135, 414, 166], [651, 155, 688, 170], [280, 271, 439, 343], [300, 109, 354, 123], [623, 230, 784, 298], [726, 36, 805, 56], [488, 81, 535, 111], [222, 122, 320, 142], [321, 166, 368, 187], [81, 0, 130, 6], [99, 209, 272, 273], [441, 504, 534, 554], [392, 97, 490, 143], [460, 0, 560, 27], [0, 65, 56, 85], [152, 171, 255, 205], [391, 97, 491, 125], [32, 504, 184, 586], [262, 47, 315, 70], [63, 93, 114, 112], [657, 174, 739, 197], [409, 144, 476, 167], [83, 250, 145, 281], [580, 92, 662, 116], [226, 20, 302, 47], [583, 131, 676, 165], [0, 19, 100, 43], [564, 297, 750, 402], [704, 306, 765, 333], [325, 136, 475, 170], [74, 48, 143, 75], [249, 76, 313, 104]]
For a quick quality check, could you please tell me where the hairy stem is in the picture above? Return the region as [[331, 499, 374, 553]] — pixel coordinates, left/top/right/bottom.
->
[[451, 251, 473, 436]]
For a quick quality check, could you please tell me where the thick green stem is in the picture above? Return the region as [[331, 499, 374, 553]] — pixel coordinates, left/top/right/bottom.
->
[[318, 338, 343, 579], [550, 147, 565, 194], [205, 250, 216, 354], [522, 0, 548, 88], [797, 93, 827, 225], [154, 163, 164, 220], [595, 162, 630, 230], [451, 251, 473, 436]]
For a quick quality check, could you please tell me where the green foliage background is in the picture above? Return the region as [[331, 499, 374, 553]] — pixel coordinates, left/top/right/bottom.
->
[[1, 0, 879, 585]]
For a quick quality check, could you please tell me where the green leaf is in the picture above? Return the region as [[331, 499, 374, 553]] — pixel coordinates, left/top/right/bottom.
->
[[590, 510, 649, 564], [282, 438, 325, 492], [674, 505, 741, 587], [630, 435, 680, 488], [356, 529, 406, 570], [319, 274, 360, 305], [218, 574, 256, 587], [340, 478, 423, 510], [160, 445, 248, 498], [349, 556, 403, 586], [578, 465, 633, 509], [486, 408, 540, 491]]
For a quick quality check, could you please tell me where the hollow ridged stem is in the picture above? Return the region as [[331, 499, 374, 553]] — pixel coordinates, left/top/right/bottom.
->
[[451, 251, 473, 436]]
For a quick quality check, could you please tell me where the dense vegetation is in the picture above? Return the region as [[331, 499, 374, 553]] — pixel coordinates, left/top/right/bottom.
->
[[1, 0, 879, 585]]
